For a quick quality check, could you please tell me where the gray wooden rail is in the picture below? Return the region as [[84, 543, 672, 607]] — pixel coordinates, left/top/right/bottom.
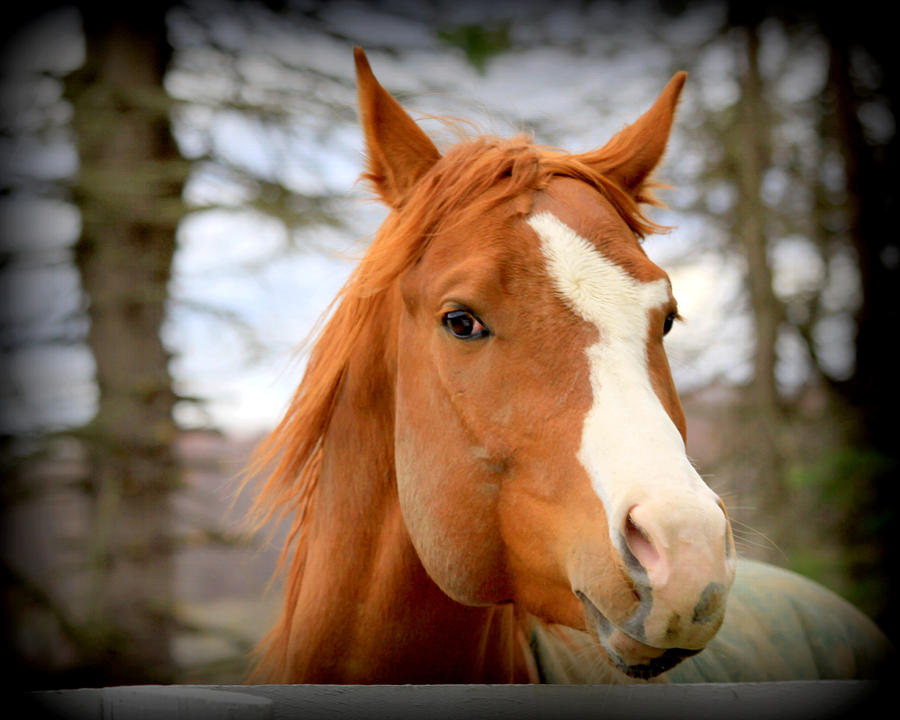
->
[[27, 681, 883, 719]]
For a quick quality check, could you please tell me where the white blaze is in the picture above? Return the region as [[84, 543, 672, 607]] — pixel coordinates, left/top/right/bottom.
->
[[527, 211, 718, 548]]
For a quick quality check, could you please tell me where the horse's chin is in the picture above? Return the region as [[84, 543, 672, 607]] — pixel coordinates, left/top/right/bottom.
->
[[602, 629, 700, 679], [576, 591, 701, 680]]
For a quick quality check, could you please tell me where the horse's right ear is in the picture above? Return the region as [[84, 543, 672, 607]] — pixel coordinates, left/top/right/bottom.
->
[[354, 47, 441, 208]]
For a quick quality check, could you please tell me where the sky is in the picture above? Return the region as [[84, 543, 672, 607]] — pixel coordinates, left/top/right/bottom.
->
[[1, 0, 851, 437]]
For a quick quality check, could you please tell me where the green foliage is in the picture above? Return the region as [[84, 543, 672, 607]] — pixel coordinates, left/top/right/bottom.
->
[[786, 445, 893, 624], [437, 23, 510, 74], [788, 445, 890, 523]]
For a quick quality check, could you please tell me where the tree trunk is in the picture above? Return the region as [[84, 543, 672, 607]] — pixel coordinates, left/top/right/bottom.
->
[[728, 18, 791, 557], [66, 5, 184, 683]]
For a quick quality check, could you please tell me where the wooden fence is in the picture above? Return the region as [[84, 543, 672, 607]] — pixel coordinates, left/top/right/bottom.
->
[[27, 680, 882, 719]]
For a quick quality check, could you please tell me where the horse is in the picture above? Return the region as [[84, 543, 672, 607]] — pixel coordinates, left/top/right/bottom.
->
[[246, 47, 891, 684]]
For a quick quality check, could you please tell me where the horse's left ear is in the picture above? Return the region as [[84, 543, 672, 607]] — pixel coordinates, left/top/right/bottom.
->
[[586, 72, 687, 202], [354, 46, 441, 208]]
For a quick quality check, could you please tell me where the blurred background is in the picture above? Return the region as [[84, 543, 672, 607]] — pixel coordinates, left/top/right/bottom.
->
[[1, 0, 896, 690]]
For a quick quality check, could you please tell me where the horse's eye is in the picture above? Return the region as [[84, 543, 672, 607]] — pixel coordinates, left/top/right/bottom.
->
[[442, 309, 490, 340], [663, 312, 677, 336]]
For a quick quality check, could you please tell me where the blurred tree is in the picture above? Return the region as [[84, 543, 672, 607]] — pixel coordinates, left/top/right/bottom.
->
[[692, 1, 897, 633], [2, 0, 387, 688], [723, 7, 791, 552], [813, 6, 898, 638], [64, 3, 184, 683]]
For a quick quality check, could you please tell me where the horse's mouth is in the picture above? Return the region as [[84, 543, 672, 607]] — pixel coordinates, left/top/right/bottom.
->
[[608, 642, 700, 680], [576, 591, 700, 679]]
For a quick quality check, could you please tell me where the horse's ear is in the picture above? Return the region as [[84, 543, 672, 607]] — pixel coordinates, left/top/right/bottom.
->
[[586, 72, 687, 202], [354, 47, 441, 208]]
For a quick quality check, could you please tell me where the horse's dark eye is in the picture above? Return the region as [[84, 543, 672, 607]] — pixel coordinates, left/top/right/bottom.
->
[[663, 312, 677, 336], [442, 309, 490, 340]]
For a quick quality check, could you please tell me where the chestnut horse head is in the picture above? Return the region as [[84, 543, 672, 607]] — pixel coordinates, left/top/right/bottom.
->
[[249, 47, 736, 683]]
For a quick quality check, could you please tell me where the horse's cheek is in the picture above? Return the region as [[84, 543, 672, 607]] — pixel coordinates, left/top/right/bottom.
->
[[393, 396, 509, 603], [394, 445, 506, 605]]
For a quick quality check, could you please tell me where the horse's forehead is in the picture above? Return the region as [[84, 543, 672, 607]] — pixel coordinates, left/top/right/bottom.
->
[[417, 176, 666, 299], [530, 177, 664, 283]]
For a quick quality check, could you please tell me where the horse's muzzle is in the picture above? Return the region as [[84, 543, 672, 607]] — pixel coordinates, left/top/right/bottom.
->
[[571, 491, 734, 676]]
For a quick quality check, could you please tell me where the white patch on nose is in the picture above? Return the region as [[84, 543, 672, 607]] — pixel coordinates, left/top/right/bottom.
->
[[527, 212, 717, 542]]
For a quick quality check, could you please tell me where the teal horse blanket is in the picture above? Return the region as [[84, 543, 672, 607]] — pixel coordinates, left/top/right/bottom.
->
[[528, 560, 892, 683]]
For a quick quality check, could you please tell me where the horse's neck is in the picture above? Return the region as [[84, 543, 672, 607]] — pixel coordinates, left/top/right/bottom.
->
[[277, 303, 532, 683]]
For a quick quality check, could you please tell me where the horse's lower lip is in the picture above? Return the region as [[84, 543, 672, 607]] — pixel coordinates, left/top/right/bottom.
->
[[575, 590, 699, 679], [609, 642, 700, 679]]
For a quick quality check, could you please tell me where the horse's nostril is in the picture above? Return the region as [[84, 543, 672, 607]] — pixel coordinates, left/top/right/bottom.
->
[[624, 509, 660, 574], [692, 582, 726, 625]]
